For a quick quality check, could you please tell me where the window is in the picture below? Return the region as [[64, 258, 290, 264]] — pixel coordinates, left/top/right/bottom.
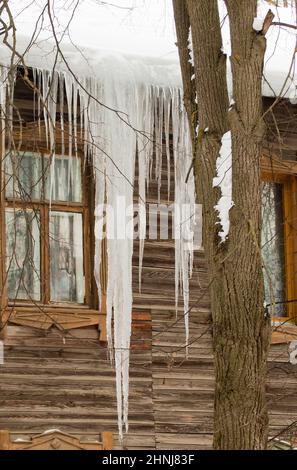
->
[[261, 172, 297, 321], [4, 151, 88, 305], [262, 181, 286, 317]]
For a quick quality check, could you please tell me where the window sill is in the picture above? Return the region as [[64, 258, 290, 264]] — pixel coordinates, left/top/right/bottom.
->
[[3, 304, 107, 341], [7, 301, 91, 309], [271, 322, 297, 345]]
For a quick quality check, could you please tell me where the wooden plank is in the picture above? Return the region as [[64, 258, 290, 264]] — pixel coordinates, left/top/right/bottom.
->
[[271, 325, 297, 344], [0, 430, 10, 450], [0, 429, 113, 450]]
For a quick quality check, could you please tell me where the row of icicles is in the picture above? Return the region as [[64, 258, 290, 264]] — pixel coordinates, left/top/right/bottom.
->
[[0, 65, 196, 440]]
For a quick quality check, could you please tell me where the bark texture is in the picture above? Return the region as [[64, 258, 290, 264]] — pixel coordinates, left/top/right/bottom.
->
[[173, 0, 271, 449]]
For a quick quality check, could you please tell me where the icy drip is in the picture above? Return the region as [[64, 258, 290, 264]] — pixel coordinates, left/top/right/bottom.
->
[[41, 69, 50, 149], [59, 74, 65, 157], [164, 88, 171, 201], [2, 63, 196, 440], [0, 66, 7, 153], [36, 70, 42, 139], [154, 88, 164, 203], [172, 88, 195, 356], [103, 70, 136, 440], [47, 70, 58, 154], [135, 84, 154, 291]]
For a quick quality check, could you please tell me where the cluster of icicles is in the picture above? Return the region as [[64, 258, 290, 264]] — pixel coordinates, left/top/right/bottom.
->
[[0, 63, 196, 440]]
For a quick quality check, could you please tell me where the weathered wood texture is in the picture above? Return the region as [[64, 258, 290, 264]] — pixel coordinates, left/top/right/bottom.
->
[[0, 313, 153, 450], [264, 97, 297, 162], [0, 429, 113, 450], [1, 77, 297, 449], [132, 97, 297, 449]]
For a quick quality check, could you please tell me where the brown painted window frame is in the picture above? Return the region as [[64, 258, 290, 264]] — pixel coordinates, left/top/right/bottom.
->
[[262, 155, 297, 324], [3, 149, 95, 310]]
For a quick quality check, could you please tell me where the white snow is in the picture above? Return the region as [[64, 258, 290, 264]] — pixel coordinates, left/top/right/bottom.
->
[[42, 429, 62, 434], [217, 0, 297, 99], [253, 16, 264, 32], [188, 27, 194, 67], [213, 131, 233, 243]]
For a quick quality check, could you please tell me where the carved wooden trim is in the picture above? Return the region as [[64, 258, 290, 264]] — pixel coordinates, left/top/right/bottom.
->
[[4, 307, 107, 341], [0, 429, 113, 450], [261, 152, 297, 177], [271, 325, 297, 344]]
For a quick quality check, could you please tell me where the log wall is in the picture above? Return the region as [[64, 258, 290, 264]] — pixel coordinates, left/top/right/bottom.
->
[[0, 78, 297, 449]]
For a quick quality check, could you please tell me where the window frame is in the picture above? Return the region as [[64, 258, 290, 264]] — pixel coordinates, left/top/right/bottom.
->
[[4, 150, 93, 308], [262, 162, 297, 324]]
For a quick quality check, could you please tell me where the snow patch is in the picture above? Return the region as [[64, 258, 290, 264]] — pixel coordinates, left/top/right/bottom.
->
[[188, 27, 194, 67], [42, 429, 62, 434], [253, 16, 264, 32], [213, 131, 233, 243]]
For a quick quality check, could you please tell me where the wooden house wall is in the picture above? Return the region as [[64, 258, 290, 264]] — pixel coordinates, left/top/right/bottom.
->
[[0, 78, 297, 449]]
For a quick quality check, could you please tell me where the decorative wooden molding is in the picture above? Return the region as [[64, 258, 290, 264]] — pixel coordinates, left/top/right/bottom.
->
[[271, 325, 297, 344], [4, 307, 107, 341], [11, 122, 84, 155], [0, 429, 113, 450], [261, 152, 297, 177]]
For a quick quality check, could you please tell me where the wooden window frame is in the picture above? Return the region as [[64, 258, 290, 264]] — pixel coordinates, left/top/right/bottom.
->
[[0, 80, 107, 337], [262, 157, 297, 324], [3, 150, 94, 309]]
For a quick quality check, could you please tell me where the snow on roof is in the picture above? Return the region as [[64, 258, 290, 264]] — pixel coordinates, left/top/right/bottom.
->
[[0, 1, 295, 98], [0, 26, 295, 101], [0, 34, 182, 90]]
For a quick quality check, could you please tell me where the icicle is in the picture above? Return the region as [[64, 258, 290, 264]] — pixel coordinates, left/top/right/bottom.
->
[[45, 70, 59, 204], [37, 70, 42, 139], [172, 88, 195, 357], [6, 67, 16, 151], [48, 70, 58, 153], [0, 66, 7, 154], [88, 76, 106, 313], [59, 74, 65, 157], [154, 87, 163, 203], [136, 84, 154, 292], [73, 81, 78, 158], [41, 70, 50, 149], [163, 88, 171, 202], [32, 68, 37, 125], [103, 66, 136, 439], [64, 73, 73, 158], [0, 46, 197, 441]]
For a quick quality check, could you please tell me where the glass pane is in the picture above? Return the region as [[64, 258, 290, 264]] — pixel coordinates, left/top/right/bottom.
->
[[261, 182, 286, 316], [45, 155, 82, 202], [6, 208, 41, 301], [5, 152, 42, 200], [5, 152, 82, 203], [49, 211, 84, 303]]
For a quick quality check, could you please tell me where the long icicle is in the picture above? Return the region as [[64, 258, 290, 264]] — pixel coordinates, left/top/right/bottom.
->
[[2, 61, 196, 443]]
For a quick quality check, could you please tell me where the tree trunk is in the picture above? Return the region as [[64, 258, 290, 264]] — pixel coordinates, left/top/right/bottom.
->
[[173, 0, 271, 449]]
